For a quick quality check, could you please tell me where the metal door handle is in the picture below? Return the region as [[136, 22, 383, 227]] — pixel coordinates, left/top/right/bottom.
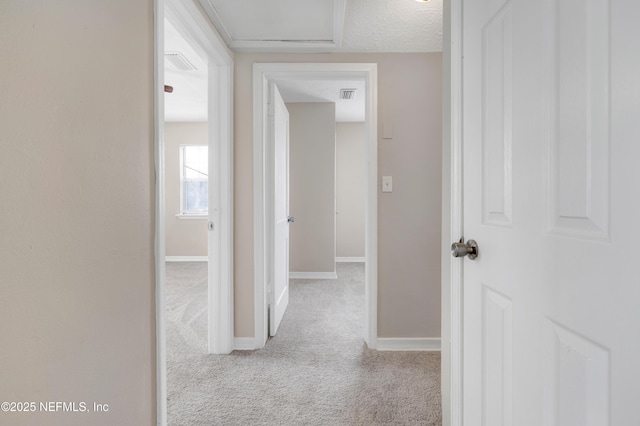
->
[[451, 239, 478, 260], [288, 216, 295, 223]]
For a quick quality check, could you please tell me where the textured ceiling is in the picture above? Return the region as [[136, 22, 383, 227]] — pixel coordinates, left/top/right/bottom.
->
[[165, 1, 443, 121], [342, 0, 443, 52]]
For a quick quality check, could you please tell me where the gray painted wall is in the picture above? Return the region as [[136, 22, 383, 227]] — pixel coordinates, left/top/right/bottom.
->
[[234, 53, 442, 339], [287, 102, 336, 274], [0, 1, 155, 424], [336, 122, 366, 258]]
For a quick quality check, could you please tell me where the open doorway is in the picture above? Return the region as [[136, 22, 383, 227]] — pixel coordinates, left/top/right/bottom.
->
[[267, 84, 367, 351], [154, 0, 233, 423], [273, 80, 368, 341], [278, 79, 367, 276], [162, 15, 210, 423], [258, 80, 368, 339], [252, 63, 378, 349], [164, 18, 209, 264]]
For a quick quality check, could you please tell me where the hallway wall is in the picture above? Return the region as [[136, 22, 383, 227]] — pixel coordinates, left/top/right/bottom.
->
[[234, 53, 443, 339], [0, 1, 156, 424], [336, 122, 366, 259]]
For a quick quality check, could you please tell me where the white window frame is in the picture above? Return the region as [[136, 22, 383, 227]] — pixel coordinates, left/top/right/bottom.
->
[[178, 144, 208, 218]]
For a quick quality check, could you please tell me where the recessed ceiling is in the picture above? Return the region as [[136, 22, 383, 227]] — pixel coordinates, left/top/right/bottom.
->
[[276, 79, 366, 123], [198, 0, 442, 53]]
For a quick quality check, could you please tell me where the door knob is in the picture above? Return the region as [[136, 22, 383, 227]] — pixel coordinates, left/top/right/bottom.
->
[[287, 216, 295, 223], [451, 238, 478, 260]]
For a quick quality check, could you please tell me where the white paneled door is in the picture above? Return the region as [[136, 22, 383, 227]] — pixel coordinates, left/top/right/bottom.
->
[[460, 0, 640, 424], [270, 83, 290, 336]]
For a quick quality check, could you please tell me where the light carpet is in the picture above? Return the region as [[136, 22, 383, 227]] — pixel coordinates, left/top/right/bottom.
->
[[166, 262, 441, 425]]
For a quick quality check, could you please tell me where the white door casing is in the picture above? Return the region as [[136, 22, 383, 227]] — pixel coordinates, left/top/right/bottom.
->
[[457, 0, 640, 425], [164, 0, 234, 357], [253, 63, 378, 349], [155, 0, 234, 424], [270, 83, 291, 336]]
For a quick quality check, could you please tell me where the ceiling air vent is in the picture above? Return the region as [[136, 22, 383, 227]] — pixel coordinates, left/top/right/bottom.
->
[[164, 52, 197, 71], [339, 89, 357, 100]]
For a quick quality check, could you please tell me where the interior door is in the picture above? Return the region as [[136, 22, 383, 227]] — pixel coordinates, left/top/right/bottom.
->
[[270, 83, 290, 336], [460, 0, 640, 424]]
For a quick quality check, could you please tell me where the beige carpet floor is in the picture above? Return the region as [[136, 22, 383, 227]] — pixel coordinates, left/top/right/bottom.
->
[[166, 262, 442, 425]]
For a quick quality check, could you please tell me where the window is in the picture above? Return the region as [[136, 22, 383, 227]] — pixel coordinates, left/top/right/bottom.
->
[[180, 145, 208, 215]]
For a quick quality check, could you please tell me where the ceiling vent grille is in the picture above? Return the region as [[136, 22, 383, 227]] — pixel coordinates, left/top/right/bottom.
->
[[164, 52, 197, 71], [339, 89, 357, 100]]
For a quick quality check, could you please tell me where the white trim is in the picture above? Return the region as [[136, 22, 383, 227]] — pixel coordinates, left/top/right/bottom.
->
[[165, 256, 208, 262], [165, 0, 232, 65], [365, 65, 379, 351], [233, 337, 257, 351], [156, 3, 234, 423], [377, 338, 442, 352], [207, 51, 234, 356], [158, 6, 233, 426], [165, 0, 234, 356], [153, 1, 166, 425], [289, 272, 338, 280], [449, 0, 464, 424], [253, 68, 268, 348], [195, 0, 233, 48], [335, 256, 366, 263], [175, 213, 208, 220], [333, 0, 347, 47], [253, 63, 378, 351], [231, 40, 340, 53]]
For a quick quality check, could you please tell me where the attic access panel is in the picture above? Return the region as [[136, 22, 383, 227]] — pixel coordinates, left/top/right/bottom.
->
[[201, 0, 342, 44]]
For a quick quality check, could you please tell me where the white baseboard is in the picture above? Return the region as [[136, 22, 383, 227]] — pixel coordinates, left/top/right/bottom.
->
[[233, 337, 256, 351], [376, 338, 441, 352], [335, 257, 366, 263], [289, 271, 338, 280], [165, 256, 208, 262]]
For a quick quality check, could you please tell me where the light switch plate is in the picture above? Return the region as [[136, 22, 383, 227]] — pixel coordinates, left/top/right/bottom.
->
[[383, 123, 393, 139], [382, 176, 393, 192]]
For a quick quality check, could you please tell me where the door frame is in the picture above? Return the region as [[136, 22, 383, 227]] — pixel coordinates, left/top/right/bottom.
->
[[154, 0, 234, 423], [252, 63, 378, 349], [269, 82, 291, 337], [443, 0, 464, 424]]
